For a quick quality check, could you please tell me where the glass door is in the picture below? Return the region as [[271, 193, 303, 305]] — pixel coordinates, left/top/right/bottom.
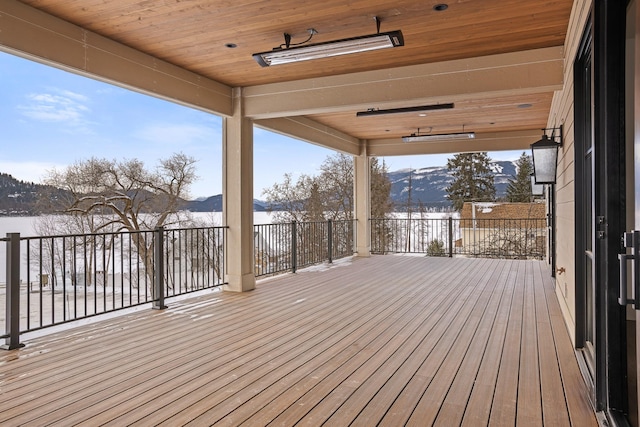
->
[[575, 27, 597, 385], [630, 0, 639, 424]]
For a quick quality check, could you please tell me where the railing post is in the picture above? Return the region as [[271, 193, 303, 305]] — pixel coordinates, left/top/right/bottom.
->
[[327, 220, 333, 264], [153, 227, 167, 310], [352, 219, 357, 254], [2, 233, 24, 350], [291, 221, 297, 273], [448, 217, 453, 258]]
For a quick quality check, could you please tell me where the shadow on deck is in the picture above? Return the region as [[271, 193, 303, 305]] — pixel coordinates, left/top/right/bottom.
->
[[0, 255, 596, 426]]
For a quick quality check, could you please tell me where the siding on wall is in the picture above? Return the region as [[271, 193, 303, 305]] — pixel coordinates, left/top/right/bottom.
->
[[548, 0, 592, 344]]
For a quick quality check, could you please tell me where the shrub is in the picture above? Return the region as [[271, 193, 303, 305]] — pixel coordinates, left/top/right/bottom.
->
[[426, 239, 446, 257]]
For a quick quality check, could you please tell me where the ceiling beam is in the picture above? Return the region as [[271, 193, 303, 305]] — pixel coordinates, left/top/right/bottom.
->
[[253, 120, 540, 159], [367, 130, 542, 157], [243, 46, 564, 119], [0, 0, 233, 116], [255, 117, 361, 156]]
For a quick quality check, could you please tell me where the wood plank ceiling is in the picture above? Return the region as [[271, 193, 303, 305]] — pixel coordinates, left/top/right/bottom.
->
[[15, 0, 573, 146]]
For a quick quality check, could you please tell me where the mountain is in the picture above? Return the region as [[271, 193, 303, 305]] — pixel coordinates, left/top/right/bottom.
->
[[0, 173, 45, 215], [182, 195, 269, 212], [0, 160, 519, 215], [387, 160, 518, 210]]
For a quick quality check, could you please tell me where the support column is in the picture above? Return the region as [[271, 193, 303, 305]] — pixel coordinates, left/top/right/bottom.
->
[[222, 88, 256, 292], [354, 144, 371, 257]]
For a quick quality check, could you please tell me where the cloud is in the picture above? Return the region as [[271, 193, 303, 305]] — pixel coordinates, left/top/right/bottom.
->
[[133, 123, 220, 147], [18, 88, 92, 130], [53, 89, 90, 103]]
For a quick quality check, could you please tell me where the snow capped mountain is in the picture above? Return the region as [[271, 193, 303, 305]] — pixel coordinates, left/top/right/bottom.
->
[[185, 160, 519, 212], [387, 160, 518, 210]]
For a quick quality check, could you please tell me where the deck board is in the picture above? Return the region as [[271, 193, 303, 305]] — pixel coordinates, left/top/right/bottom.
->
[[488, 260, 526, 426], [534, 262, 572, 426], [432, 261, 510, 427], [460, 261, 516, 427], [315, 259, 493, 426], [516, 261, 543, 426], [404, 260, 503, 426], [0, 256, 598, 426]]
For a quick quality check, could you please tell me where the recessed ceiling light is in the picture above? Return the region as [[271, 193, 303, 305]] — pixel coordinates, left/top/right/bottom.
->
[[433, 4, 448, 11], [419, 113, 427, 117], [225, 43, 238, 48], [518, 103, 533, 108]]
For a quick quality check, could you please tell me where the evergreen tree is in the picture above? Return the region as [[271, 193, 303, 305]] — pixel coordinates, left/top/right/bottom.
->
[[370, 158, 393, 219], [506, 152, 534, 202], [370, 158, 394, 253], [445, 152, 496, 211]]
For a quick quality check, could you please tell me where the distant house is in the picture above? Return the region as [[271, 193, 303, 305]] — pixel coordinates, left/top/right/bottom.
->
[[457, 202, 547, 259]]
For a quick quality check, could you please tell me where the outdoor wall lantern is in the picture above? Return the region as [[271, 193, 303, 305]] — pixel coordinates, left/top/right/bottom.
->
[[531, 125, 563, 184], [530, 174, 545, 196]]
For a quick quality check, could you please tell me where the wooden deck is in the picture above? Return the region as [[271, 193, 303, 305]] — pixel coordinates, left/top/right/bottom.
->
[[0, 256, 596, 426]]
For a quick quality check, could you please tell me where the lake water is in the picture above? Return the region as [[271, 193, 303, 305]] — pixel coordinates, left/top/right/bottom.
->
[[0, 212, 278, 238], [0, 211, 455, 238]]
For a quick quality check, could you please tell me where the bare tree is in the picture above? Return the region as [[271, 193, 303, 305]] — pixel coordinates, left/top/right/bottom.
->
[[262, 173, 316, 223], [263, 153, 393, 259], [262, 153, 391, 222], [317, 153, 354, 220], [39, 153, 197, 284]]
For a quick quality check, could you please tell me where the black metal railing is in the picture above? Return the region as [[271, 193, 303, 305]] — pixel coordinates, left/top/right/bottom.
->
[[253, 222, 294, 277], [370, 217, 546, 259], [1, 215, 543, 348], [254, 219, 356, 277], [330, 219, 356, 261], [1, 226, 226, 346]]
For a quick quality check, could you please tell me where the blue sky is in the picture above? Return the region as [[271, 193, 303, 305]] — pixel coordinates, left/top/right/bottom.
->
[[1, 51, 524, 199]]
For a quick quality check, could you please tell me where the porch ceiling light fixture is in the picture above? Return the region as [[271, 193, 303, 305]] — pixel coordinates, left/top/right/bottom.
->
[[402, 131, 475, 143], [531, 125, 563, 184], [252, 17, 403, 67], [356, 103, 454, 117]]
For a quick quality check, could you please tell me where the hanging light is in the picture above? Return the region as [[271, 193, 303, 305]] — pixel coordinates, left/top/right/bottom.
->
[[402, 123, 475, 143], [402, 132, 475, 142], [531, 125, 563, 184], [530, 174, 545, 196]]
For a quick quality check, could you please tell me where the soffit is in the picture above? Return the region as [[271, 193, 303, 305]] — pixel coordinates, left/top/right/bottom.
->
[[17, 0, 572, 88], [12, 0, 573, 151], [308, 92, 554, 141]]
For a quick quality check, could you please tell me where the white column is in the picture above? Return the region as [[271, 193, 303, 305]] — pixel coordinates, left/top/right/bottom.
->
[[222, 88, 256, 292], [354, 144, 371, 257]]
